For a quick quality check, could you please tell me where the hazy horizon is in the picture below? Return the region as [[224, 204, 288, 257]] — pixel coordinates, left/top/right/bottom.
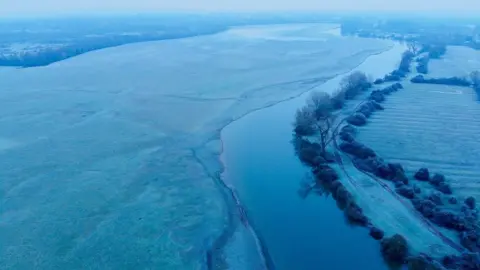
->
[[2, 0, 480, 17]]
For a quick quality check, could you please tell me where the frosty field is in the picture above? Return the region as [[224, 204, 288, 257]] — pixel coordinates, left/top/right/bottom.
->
[[0, 24, 392, 269]]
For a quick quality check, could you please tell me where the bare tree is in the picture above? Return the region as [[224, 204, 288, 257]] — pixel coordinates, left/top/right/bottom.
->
[[307, 91, 333, 119], [339, 71, 370, 99], [407, 42, 419, 55], [470, 70, 480, 88], [293, 91, 334, 155], [399, 50, 415, 72], [310, 92, 333, 155], [294, 106, 316, 136]]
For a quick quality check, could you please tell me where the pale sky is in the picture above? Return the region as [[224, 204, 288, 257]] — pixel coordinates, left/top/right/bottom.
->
[[1, 0, 479, 16]]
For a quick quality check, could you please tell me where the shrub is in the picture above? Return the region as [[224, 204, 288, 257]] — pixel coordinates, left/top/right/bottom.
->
[[338, 71, 371, 100], [381, 234, 409, 264], [411, 75, 471, 86], [345, 202, 368, 225], [414, 168, 430, 181], [466, 197, 476, 209], [398, 50, 415, 73], [346, 113, 367, 126], [369, 227, 384, 240]]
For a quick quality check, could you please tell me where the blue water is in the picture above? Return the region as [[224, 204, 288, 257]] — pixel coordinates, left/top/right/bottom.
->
[[221, 43, 406, 270]]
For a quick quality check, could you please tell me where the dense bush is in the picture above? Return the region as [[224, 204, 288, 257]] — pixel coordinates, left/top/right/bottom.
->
[[339, 141, 376, 159], [293, 106, 317, 136], [340, 125, 356, 136], [332, 185, 353, 207], [383, 73, 401, 82], [339, 131, 355, 142], [292, 136, 336, 167], [461, 230, 480, 252], [382, 83, 402, 94], [346, 113, 367, 126], [412, 198, 437, 218], [381, 234, 409, 264], [411, 75, 471, 86], [442, 252, 480, 269], [414, 168, 430, 181], [313, 165, 339, 184], [357, 103, 374, 117], [428, 173, 452, 194], [426, 44, 447, 59], [396, 186, 415, 199], [391, 69, 408, 78], [382, 69, 408, 82], [369, 90, 385, 103], [416, 56, 430, 74], [431, 210, 466, 231], [437, 182, 452, 194], [293, 91, 335, 162], [370, 100, 384, 110], [331, 71, 372, 108], [341, 71, 372, 99], [430, 173, 445, 186], [398, 50, 415, 73], [345, 202, 368, 225], [465, 197, 476, 209], [408, 255, 444, 270], [374, 78, 384, 85], [353, 157, 383, 173], [369, 226, 384, 240], [330, 93, 345, 110], [338, 124, 355, 142], [428, 192, 444, 206], [449, 197, 458, 204]]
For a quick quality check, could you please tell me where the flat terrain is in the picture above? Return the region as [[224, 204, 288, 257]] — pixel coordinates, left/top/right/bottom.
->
[[0, 24, 391, 269], [354, 48, 480, 255], [333, 87, 458, 257], [358, 83, 480, 207], [429, 46, 480, 77]]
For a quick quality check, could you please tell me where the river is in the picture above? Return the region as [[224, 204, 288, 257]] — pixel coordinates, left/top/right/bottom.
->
[[220, 41, 406, 269]]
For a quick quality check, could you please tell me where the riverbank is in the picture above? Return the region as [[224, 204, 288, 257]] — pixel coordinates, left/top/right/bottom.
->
[[217, 41, 406, 269]]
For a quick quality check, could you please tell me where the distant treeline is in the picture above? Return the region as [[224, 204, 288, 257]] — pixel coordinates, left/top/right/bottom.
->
[[340, 18, 480, 51], [415, 44, 447, 74], [419, 44, 447, 59], [374, 50, 413, 84], [0, 13, 343, 68], [410, 75, 471, 87], [416, 56, 429, 74], [0, 29, 224, 67]]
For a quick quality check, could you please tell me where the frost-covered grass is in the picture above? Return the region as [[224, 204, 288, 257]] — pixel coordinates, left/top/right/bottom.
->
[[357, 82, 480, 201], [329, 84, 459, 258], [0, 24, 391, 269], [429, 46, 480, 78], [353, 73, 480, 255]]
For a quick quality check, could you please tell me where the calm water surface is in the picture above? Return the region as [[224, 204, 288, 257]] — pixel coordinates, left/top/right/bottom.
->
[[221, 42, 406, 270]]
